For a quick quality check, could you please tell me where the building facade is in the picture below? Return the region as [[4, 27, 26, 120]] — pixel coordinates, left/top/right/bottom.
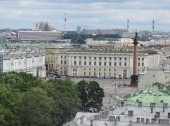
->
[[57, 50, 160, 78], [44, 43, 74, 74], [18, 31, 62, 41], [0, 44, 46, 77]]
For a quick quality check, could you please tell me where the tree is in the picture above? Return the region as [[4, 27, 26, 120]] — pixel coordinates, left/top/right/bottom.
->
[[47, 79, 81, 125], [0, 72, 81, 126], [77, 80, 104, 112], [19, 87, 54, 126]]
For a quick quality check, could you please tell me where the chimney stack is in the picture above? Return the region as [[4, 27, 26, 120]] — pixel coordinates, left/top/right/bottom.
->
[[130, 32, 139, 87]]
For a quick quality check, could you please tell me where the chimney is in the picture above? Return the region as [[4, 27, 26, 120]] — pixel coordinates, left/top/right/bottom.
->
[[130, 32, 139, 87], [151, 107, 153, 113]]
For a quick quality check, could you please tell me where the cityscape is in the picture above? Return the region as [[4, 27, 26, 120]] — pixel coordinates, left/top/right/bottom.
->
[[0, 0, 170, 126]]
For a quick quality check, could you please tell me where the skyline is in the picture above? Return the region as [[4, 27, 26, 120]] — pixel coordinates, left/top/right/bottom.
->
[[0, 0, 170, 32]]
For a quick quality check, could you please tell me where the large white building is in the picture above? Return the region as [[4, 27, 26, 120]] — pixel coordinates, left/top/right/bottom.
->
[[18, 30, 62, 41], [0, 44, 46, 77], [57, 49, 160, 78]]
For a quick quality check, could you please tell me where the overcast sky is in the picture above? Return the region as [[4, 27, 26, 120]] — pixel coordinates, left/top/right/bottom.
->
[[0, 0, 170, 31]]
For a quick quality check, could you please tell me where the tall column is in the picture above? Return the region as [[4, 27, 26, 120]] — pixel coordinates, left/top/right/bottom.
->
[[130, 32, 138, 87]]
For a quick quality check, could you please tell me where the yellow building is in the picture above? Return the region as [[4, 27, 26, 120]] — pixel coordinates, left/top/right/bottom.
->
[[57, 49, 160, 78]]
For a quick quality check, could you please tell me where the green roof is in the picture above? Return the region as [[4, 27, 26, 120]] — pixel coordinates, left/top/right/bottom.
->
[[124, 83, 170, 107]]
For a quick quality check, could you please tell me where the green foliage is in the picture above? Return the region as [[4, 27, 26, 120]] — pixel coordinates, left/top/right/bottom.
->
[[48, 79, 81, 125], [62, 33, 121, 44], [77, 80, 104, 112], [0, 72, 81, 126], [20, 87, 54, 126]]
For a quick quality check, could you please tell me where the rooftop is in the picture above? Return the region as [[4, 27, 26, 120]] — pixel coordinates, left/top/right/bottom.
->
[[68, 49, 157, 55], [72, 83, 170, 126]]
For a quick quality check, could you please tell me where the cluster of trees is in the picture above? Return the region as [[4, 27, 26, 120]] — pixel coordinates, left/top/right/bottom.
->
[[62, 33, 121, 44], [0, 72, 81, 126], [77, 80, 104, 112], [0, 72, 105, 126], [62, 33, 88, 44]]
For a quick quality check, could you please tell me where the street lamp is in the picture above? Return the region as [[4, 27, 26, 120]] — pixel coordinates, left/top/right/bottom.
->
[[114, 83, 117, 92]]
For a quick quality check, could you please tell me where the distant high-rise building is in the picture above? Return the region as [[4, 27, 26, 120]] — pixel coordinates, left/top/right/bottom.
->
[[18, 22, 62, 41], [82, 28, 128, 35], [77, 26, 81, 34], [36, 22, 56, 31]]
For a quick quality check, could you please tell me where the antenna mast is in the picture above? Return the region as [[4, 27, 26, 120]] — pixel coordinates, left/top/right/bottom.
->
[[152, 20, 155, 32], [64, 12, 68, 32], [127, 19, 129, 31]]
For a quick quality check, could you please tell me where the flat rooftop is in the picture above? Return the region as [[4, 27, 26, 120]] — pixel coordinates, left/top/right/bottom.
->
[[68, 49, 157, 55]]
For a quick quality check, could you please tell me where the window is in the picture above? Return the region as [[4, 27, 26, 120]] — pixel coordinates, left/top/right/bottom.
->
[[99, 68, 101, 71], [61, 60, 63, 64], [89, 72, 90, 76], [104, 57, 107, 60], [114, 57, 117, 60], [142, 63, 144, 66], [142, 58, 144, 61], [64, 61, 66, 64], [124, 63, 127, 66], [89, 62, 91, 65], [109, 57, 112, 60], [94, 68, 96, 71], [104, 62, 106, 66], [114, 62, 116, 66], [138, 63, 140, 66], [84, 56, 86, 59], [84, 72, 86, 76], [79, 56, 81, 59], [119, 62, 121, 66], [74, 56, 76, 59], [84, 68, 86, 71], [109, 69, 111, 71], [79, 61, 81, 65], [124, 57, 127, 60], [94, 62, 96, 66], [138, 58, 140, 61], [94, 57, 96, 60], [119, 57, 122, 60], [89, 57, 91, 60], [84, 62, 86, 65], [104, 68, 106, 71], [61, 56, 63, 58], [109, 62, 111, 66], [99, 57, 102, 60], [99, 62, 101, 66], [89, 68, 91, 71], [114, 69, 116, 71], [64, 56, 66, 59], [74, 61, 76, 65]]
